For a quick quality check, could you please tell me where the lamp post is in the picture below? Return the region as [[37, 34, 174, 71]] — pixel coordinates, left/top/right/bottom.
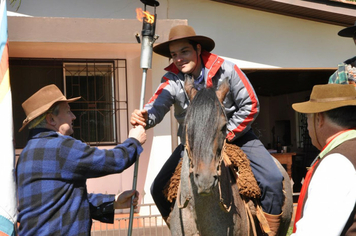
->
[[128, 1, 159, 235]]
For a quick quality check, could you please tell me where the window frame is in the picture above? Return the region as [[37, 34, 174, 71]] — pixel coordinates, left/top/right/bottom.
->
[[63, 61, 125, 145]]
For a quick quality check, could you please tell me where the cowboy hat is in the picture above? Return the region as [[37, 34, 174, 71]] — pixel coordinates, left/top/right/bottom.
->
[[19, 84, 81, 132], [292, 84, 356, 114], [153, 25, 215, 58], [338, 21, 356, 37]]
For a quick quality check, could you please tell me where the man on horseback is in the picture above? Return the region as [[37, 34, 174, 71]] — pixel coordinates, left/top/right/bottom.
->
[[292, 84, 356, 235], [130, 25, 284, 235], [328, 21, 356, 86]]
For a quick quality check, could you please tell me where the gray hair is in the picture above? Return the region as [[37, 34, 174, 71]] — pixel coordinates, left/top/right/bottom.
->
[[28, 103, 61, 129]]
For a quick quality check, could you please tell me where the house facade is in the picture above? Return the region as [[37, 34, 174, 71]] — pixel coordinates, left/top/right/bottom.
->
[[7, 0, 356, 213]]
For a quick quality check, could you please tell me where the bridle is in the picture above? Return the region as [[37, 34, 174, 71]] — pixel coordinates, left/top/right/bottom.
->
[[178, 95, 231, 212]]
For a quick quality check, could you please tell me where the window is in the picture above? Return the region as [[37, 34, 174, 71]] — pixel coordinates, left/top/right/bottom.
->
[[296, 112, 308, 149], [295, 110, 319, 158], [64, 62, 117, 144]]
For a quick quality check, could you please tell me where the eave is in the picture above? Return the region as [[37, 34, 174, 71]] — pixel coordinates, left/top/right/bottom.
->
[[212, 0, 356, 27]]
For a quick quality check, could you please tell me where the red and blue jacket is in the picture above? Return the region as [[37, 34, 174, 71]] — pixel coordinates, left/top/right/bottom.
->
[[144, 50, 260, 143]]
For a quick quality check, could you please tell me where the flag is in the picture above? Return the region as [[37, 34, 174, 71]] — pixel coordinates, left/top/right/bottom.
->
[[0, 0, 17, 235]]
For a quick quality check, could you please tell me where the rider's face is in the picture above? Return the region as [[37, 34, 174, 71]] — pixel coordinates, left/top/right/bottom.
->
[[169, 39, 202, 78]]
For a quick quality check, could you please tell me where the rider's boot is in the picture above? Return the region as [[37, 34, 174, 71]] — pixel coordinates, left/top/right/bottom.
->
[[263, 212, 282, 236]]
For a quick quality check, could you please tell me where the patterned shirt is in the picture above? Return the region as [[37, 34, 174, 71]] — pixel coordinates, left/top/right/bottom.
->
[[17, 129, 143, 235], [328, 56, 356, 85]]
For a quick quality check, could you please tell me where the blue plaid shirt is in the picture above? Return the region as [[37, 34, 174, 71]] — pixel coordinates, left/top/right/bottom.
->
[[17, 129, 143, 235]]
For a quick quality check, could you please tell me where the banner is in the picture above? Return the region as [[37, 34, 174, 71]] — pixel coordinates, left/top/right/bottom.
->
[[0, 0, 17, 235]]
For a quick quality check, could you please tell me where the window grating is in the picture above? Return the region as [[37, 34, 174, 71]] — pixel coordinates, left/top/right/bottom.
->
[[64, 62, 117, 144]]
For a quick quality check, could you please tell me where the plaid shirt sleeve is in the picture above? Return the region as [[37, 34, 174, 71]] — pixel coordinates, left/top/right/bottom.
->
[[88, 193, 115, 223], [328, 63, 348, 84], [329, 57, 356, 85], [58, 135, 143, 180]]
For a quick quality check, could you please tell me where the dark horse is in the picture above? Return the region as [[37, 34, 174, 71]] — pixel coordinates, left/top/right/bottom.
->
[[169, 77, 293, 236]]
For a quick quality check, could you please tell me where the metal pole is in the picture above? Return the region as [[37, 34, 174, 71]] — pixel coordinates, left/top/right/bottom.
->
[[128, 2, 159, 234], [139, 69, 148, 110], [128, 68, 147, 236]]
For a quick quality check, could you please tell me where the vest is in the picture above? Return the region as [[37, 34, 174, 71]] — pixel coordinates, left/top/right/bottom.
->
[[300, 138, 356, 235]]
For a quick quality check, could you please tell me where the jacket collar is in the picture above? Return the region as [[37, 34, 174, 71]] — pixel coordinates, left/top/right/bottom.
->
[[28, 128, 57, 140]]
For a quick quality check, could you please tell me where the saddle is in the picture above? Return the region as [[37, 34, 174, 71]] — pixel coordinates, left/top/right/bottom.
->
[[163, 142, 261, 202]]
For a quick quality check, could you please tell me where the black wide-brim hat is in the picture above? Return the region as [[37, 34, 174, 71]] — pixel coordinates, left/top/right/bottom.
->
[[153, 25, 215, 58], [338, 21, 356, 37]]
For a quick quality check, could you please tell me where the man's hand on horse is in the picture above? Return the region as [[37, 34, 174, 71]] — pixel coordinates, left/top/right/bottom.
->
[[130, 109, 148, 127]]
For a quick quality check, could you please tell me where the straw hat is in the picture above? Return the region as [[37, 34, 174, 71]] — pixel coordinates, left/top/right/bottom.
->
[[292, 84, 356, 114], [338, 21, 356, 37], [153, 25, 215, 58], [19, 84, 81, 132]]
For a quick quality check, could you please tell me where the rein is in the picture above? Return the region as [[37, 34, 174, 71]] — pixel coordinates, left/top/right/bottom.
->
[[176, 146, 192, 209], [217, 140, 232, 213]]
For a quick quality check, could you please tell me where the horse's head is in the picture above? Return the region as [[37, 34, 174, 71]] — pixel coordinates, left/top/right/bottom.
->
[[184, 76, 229, 195]]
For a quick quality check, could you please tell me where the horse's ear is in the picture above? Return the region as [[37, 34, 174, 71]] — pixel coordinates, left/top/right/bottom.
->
[[216, 77, 229, 103], [184, 74, 198, 102]]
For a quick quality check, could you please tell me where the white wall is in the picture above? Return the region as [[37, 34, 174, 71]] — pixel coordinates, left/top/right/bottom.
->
[[8, 0, 354, 67]]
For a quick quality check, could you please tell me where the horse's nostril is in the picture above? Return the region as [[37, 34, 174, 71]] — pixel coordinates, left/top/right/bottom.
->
[[195, 173, 199, 179]]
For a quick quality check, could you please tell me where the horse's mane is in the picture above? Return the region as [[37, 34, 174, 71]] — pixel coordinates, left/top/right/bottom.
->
[[184, 87, 225, 162]]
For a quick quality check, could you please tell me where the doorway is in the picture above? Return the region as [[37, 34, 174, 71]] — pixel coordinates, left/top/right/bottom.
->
[[243, 68, 334, 191]]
